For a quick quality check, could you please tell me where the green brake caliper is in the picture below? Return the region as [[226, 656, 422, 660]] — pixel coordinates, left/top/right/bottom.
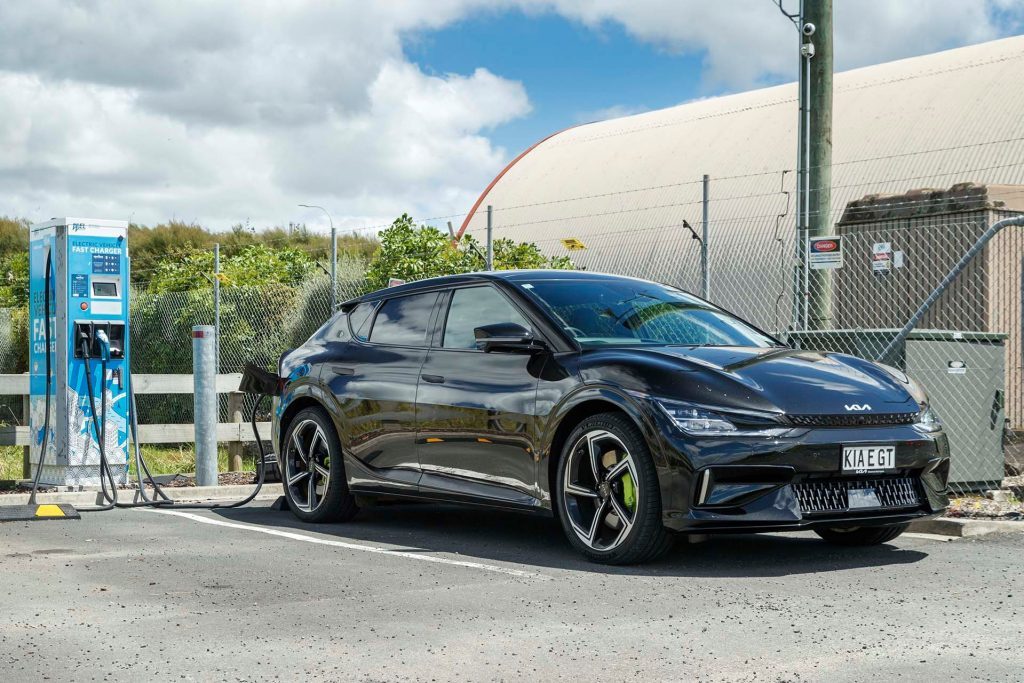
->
[[621, 471, 636, 511]]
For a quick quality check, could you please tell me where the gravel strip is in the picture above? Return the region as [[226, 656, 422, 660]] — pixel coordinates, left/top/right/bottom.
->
[[1, 470, 259, 493], [159, 471, 258, 487], [947, 495, 1024, 521]]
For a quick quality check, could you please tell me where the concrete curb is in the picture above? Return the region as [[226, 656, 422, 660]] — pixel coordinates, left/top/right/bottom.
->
[[0, 483, 282, 507], [909, 516, 1024, 537]]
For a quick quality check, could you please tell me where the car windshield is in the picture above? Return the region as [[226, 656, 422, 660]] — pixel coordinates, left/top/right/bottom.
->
[[519, 278, 780, 348]]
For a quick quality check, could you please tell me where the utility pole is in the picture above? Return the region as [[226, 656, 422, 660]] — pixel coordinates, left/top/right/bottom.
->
[[803, 0, 833, 330]]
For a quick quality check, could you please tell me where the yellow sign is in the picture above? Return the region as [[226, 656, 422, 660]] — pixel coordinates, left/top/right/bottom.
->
[[560, 237, 587, 251]]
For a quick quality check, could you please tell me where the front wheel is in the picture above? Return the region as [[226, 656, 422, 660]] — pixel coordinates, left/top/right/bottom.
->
[[556, 412, 673, 565], [281, 407, 358, 523], [814, 523, 909, 546]]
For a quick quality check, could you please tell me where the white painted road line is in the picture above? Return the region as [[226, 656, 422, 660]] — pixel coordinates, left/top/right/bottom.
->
[[901, 532, 958, 542], [143, 508, 546, 580]]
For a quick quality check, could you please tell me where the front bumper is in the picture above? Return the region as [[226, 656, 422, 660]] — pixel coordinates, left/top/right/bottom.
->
[[651, 414, 951, 533]]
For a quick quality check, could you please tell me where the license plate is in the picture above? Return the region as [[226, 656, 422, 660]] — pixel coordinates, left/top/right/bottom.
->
[[842, 445, 895, 473]]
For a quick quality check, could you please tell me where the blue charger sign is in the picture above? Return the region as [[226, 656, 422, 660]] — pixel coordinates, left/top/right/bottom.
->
[[29, 219, 131, 487]]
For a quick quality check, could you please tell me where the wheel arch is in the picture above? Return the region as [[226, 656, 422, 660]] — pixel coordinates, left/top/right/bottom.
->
[[542, 387, 665, 505], [277, 379, 339, 452]]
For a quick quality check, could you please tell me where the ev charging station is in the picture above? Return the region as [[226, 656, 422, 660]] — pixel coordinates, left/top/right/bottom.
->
[[6, 214, 273, 522], [29, 218, 130, 488]]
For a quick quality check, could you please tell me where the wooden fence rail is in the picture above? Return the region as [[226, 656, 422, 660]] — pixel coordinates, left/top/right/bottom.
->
[[0, 373, 270, 474]]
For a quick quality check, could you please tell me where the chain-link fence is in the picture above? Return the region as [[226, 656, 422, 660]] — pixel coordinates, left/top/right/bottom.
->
[[0, 258, 368, 434], [0, 147, 1020, 498], [464, 153, 1024, 497]]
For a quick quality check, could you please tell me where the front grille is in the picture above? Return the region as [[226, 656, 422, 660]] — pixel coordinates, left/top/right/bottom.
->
[[792, 477, 921, 514], [787, 412, 918, 427]]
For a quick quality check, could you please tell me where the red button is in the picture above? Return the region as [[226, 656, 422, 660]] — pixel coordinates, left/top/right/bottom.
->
[[80, 302, 88, 310]]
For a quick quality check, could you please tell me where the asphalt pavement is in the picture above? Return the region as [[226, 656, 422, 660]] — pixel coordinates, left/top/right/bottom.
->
[[1, 499, 1021, 682]]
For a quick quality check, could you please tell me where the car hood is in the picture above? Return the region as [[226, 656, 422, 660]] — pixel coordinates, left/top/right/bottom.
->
[[579, 345, 921, 415]]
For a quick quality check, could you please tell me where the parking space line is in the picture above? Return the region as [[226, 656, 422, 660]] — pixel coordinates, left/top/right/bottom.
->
[[901, 532, 958, 542], [143, 508, 547, 579]]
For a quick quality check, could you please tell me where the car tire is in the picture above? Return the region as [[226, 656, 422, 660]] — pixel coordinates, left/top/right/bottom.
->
[[281, 407, 358, 523], [814, 523, 909, 546], [555, 412, 673, 565]]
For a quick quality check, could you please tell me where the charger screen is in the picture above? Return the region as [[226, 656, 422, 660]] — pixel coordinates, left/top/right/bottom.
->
[[92, 281, 117, 297]]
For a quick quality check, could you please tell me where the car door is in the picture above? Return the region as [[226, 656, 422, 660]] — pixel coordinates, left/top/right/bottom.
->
[[322, 291, 440, 494], [415, 284, 544, 507]]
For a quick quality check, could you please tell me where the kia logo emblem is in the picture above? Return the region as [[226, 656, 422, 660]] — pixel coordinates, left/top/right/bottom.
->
[[844, 404, 871, 411]]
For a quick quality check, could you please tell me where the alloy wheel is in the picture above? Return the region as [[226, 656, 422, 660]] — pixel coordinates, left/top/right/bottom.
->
[[562, 429, 639, 552], [284, 419, 332, 513]]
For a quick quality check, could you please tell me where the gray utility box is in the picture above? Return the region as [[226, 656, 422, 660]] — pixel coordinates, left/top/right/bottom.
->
[[789, 329, 1007, 488]]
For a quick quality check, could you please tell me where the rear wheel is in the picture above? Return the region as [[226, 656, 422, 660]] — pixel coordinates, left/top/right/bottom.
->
[[814, 523, 909, 546], [281, 407, 358, 523], [556, 412, 673, 565]]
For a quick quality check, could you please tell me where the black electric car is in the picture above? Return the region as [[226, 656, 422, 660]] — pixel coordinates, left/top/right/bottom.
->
[[272, 271, 950, 564]]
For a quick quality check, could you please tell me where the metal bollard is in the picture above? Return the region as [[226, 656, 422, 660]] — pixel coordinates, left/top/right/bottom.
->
[[192, 325, 218, 487]]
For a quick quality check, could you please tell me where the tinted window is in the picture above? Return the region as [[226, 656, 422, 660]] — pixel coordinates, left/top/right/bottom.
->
[[369, 293, 437, 346], [520, 279, 779, 348], [348, 302, 375, 341], [442, 286, 531, 349]]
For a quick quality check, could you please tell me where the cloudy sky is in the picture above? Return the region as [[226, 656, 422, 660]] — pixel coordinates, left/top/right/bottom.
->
[[1, 0, 1022, 233]]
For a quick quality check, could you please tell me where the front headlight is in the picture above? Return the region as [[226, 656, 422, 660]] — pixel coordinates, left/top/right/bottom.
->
[[655, 399, 790, 438], [914, 404, 942, 433]]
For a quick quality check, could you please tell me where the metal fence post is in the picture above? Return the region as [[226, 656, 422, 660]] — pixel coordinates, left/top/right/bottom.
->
[[213, 243, 221, 374], [226, 391, 244, 472], [21, 393, 30, 478], [701, 174, 710, 299], [486, 205, 494, 270], [330, 225, 338, 311], [193, 325, 218, 487]]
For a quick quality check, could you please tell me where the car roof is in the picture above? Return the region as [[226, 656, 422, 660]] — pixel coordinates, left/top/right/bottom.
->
[[343, 270, 664, 306]]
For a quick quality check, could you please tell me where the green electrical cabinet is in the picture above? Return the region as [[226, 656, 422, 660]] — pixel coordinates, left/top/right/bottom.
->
[[789, 329, 1007, 488]]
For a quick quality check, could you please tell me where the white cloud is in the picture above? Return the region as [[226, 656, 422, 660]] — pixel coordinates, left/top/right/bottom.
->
[[0, 0, 1019, 231], [528, 0, 1023, 88], [0, 0, 529, 231], [576, 104, 650, 123]]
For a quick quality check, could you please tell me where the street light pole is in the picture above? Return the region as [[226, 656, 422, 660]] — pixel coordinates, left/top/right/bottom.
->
[[299, 204, 337, 311]]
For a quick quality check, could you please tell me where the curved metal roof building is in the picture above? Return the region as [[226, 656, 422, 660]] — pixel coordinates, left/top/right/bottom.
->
[[457, 36, 1024, 331]]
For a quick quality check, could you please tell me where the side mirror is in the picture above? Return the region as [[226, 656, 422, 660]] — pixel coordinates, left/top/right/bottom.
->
[[474, 322, 545, 353]]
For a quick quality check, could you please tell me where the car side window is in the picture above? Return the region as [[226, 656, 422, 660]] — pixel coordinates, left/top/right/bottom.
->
[[442, 286, 531, 350], [369, 292, 438, 347], [348, 302, 375, 341]]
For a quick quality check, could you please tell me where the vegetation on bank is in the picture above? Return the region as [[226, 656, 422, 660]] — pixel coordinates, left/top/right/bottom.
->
[[0, 214, 572, 376]]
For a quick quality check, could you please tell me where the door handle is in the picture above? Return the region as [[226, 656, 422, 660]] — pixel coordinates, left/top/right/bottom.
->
[[422, 374, 445, 384], [331, 365, 355, 376]]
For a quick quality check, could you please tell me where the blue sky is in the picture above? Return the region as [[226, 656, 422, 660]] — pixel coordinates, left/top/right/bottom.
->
[[406, 10, 707, 154], [1, 1, 1022, 229]]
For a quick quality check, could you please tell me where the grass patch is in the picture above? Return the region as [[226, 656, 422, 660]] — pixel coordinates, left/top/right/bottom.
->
[[1, 444, 255, 482]]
